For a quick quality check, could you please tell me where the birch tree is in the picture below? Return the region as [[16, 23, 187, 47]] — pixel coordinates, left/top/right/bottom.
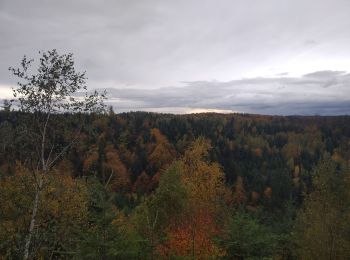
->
[[8, 49, 106, 259]]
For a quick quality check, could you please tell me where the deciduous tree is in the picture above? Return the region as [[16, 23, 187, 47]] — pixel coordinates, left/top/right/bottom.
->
[[8, 49, 106, 259], [294, 156, 350, 259]]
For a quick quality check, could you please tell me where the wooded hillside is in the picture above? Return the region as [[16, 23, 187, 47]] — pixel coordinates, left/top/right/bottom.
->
[[1, 111, 350, 259]]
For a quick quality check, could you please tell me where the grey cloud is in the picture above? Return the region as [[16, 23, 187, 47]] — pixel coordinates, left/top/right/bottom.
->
[[1, 1, 350, 115], [2, 0, 350, 88], [302, 71, 350, 88], [103, 70, 350, 115], [303, 70, 347, 78], [304, 40, 318, 46], [276, 72, 289, 76]]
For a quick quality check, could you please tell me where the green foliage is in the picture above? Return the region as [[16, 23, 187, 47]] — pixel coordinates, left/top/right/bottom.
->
[[6, 50, 107, 259], [219, 210, 278, 260], [132, 163, 187, 258], [148, 162, 187, 230], [294, 156, 350, 259], [1, 110, 350, 258], [9, 49, 106, 114], [0, 167, 88, 259], [74, 178, 142, 259]]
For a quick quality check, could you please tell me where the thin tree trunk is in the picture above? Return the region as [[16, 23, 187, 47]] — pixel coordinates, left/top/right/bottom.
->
[[41, 113, 50, 173], [191, 216, 195, 260], [24, 113, 49, 258], [23, 177, 43, 260], [24, 113, 49, 259]]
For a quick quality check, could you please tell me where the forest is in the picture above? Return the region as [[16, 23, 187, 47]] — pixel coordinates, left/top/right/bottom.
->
[[1, 50, 350, 259], [1, 110, 350, 259]]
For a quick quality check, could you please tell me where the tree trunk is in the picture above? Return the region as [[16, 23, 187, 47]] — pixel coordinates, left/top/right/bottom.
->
[[23, 177, 43, 260]]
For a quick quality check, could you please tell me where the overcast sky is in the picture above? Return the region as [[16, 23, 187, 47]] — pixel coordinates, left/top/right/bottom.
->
[[1, 0, 350, 115]]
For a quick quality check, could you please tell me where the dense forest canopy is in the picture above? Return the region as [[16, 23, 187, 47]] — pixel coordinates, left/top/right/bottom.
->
[[2, 0, 350, 256], [1, 110, 350, 259]]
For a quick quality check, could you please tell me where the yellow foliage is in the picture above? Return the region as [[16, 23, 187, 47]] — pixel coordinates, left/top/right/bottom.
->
[[0, 164, 88, 257], [332, 151, 343, 163], [294, 165, 300, 178], [157, 138, 228, 259]]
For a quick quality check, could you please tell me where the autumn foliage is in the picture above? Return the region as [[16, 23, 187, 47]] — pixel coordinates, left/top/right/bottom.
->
[[2, 111, 350, 259]]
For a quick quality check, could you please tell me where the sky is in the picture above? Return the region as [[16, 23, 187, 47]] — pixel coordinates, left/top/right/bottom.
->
[[1, 0, 350, 115]]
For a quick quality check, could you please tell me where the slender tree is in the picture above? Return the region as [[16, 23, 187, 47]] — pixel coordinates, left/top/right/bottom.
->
[[8, 49, 106, 259]]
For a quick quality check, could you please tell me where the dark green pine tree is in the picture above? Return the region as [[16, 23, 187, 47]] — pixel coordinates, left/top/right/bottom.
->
[[74, 178, 142, 259]]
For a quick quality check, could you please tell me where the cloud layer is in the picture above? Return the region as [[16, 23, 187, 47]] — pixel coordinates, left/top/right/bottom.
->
[[104, 70, 350, 115], [1, 0, 350, 115], [2, 0, 350, 87]]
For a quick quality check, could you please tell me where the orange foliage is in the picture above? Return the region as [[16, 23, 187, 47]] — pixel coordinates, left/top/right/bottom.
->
[[150, 128, 168, 144], [264, 187, 272, 200], [148, 129, 176, 170], [149, 171, 161, 191], [253, 147, 263, 157], [156, 138, 227, 259], [83, 144, 131, 192], [104, 145, 131, 192], [251, 191, 260, 205], [332, 151, 343, 163], [157, 212, 224, 259], [133, 171, 151, 194], [146, 128, 177, 187]]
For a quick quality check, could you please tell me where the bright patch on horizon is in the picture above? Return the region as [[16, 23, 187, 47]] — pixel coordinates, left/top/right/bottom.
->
[[185, 108, 237, 114], [0, 85, 13, 99]]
